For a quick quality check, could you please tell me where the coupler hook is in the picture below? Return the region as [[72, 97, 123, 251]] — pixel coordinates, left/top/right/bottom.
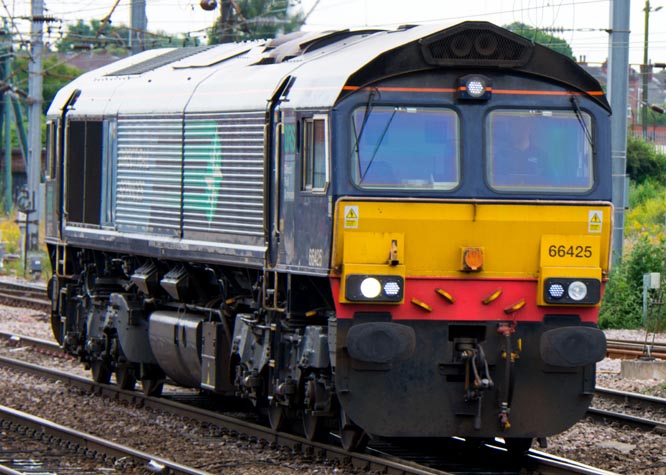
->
[[497, 323, 519, 431], [461, 343, 494, 430]]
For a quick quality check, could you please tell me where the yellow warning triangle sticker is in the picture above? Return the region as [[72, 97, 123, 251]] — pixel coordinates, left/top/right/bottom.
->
[[590, 212, 601, 223], [346, 209, 358, 219]]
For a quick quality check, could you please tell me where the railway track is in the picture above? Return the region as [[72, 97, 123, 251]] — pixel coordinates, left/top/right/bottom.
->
[[0, 280, 49, 312], [0, 345, 621, 475], [606, 338, 666, 359], [0, 403, 215, 475], [589, 387, 666, 433]]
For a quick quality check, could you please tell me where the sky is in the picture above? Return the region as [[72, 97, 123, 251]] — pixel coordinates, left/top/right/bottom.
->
[[7, 0, 666, 68]]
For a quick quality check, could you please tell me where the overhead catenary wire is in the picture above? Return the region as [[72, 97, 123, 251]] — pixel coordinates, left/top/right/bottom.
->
[[3, 0, 666, 66]]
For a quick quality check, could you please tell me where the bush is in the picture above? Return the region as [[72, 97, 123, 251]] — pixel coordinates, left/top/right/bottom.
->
[[625, 181, 666, 239], [0, 218, 20, 254], [626, 135, 666, 185], [599, 235, 666, 329]]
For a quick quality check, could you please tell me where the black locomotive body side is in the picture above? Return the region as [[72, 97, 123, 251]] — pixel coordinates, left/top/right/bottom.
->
[[45, 22, 612, 451]]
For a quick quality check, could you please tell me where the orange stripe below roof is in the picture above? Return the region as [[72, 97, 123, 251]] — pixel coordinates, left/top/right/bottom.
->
[[343, 85, 604, 96]]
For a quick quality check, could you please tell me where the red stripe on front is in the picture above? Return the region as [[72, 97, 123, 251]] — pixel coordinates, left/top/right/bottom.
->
[[330, 276, 600, 323]]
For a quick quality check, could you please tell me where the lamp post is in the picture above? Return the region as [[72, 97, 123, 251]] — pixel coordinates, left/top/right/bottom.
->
[[642, 1, 663, 139]]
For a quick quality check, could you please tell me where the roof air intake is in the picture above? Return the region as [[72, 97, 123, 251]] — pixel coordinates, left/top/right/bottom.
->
[[419, 22, 533, 67]]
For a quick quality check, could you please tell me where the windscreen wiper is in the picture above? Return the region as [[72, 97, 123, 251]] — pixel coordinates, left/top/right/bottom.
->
[[570, 96, 594, 154]]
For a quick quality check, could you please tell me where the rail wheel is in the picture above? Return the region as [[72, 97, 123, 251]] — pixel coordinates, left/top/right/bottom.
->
[[505, 437, 533, 455], [301, 377, 329, 441], [339, 408, 368, 452], [91, 360, 112, 384], [115, 363, 137, 390], [142, 378, 164, 397], [141, 364, 165, 397], [268, 402, 287, 431]]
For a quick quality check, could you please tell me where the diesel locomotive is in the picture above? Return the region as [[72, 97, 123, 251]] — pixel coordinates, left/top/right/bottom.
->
[[45, 21, 611, 451]]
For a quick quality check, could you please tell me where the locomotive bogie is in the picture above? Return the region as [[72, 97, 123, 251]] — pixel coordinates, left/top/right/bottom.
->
[[45, 20, 614, 449]]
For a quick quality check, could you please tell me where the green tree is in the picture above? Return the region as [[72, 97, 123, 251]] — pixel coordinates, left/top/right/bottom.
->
[[503, 22, 574, 60], [210, 0, 303, 44], [599, 235, 666, 329], [13, 54, 83, 114], [56, 19, 126, 53], [55, 19, 187, 53]]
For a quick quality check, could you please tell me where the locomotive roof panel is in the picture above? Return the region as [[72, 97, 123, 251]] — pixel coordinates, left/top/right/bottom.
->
[[47, 21, 609, 119]]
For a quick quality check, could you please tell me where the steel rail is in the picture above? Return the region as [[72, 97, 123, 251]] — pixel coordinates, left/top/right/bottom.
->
[[606, 338, 666, 359], [0, 332, 60, 353], [595, 386, 666, 416], [586, 407, 666, 432], [525, 449, 620, 475], [0, 464, 23, 475], [0, 404, 215, 475], [0, 280, 50, 312], [589, 387, 666, 432]]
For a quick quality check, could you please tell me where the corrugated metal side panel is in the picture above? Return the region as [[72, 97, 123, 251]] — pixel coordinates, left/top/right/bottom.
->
[[116, 115, 183, 235], [183, 112, 265, 238]]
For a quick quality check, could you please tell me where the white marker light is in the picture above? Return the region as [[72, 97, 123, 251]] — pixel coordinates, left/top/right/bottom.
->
[[466, 78, 486, 98], [360, 277, 382, 299]]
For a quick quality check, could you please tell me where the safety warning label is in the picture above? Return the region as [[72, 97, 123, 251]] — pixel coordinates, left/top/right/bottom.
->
[[588, 210, 603, 233], [344, 205, 359, 229]]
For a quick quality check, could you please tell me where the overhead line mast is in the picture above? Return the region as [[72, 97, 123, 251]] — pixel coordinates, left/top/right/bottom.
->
[[26, 0, 44, 252]]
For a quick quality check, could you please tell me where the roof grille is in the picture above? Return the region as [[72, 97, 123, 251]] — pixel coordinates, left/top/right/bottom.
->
[[419, 22, 533, 67], [106, 46, 215, 76]]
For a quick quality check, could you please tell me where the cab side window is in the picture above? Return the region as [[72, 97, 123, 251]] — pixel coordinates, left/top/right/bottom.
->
[[302, 116, 328, 192]]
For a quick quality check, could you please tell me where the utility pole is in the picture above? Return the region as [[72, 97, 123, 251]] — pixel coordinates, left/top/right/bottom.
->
[[27, 0, 44, 252], [608, 0, 631, 264], [130, 0, 147, 54], [2, 19, 12, 214], [219, 0, 235, 43], [642, 0, 663, 139]]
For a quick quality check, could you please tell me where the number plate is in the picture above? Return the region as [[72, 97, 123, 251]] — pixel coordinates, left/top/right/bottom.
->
[[540, 235, 600, 266]]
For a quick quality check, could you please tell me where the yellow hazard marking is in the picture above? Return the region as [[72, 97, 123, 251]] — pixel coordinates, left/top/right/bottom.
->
[[344, 205, 359, 229], [588, 210, 603, 233]]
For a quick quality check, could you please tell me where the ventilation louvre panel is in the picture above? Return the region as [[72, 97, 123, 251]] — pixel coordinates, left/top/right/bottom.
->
[[420, 24, 533, 67]]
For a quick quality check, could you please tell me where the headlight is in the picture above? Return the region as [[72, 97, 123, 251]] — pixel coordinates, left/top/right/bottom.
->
[[567, 281, 588, 301], [360, 278, 382, 299], [345, 275, 404, 302], [543, 278, 600, 305]]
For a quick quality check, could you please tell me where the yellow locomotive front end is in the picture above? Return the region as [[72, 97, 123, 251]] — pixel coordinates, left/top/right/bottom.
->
[[331, 199, 611, 440], [334, 200, 610, 319]]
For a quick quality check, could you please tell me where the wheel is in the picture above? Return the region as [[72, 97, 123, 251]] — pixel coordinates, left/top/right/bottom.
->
[[301, 376, 335, 442], [302, 410, 327, 441], [141, 378, 164, 397], [338, 408, 368, 452], [115, 363, 137, 391], [91, 360, 112, 384], [504, 437, 533, 455], [268, 403, 286, 431], [302, 379, 328, 441], [141, 365, 165, 397]]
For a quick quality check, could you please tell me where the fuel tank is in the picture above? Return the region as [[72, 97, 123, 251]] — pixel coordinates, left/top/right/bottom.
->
[[148, 311, 202, 387]]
